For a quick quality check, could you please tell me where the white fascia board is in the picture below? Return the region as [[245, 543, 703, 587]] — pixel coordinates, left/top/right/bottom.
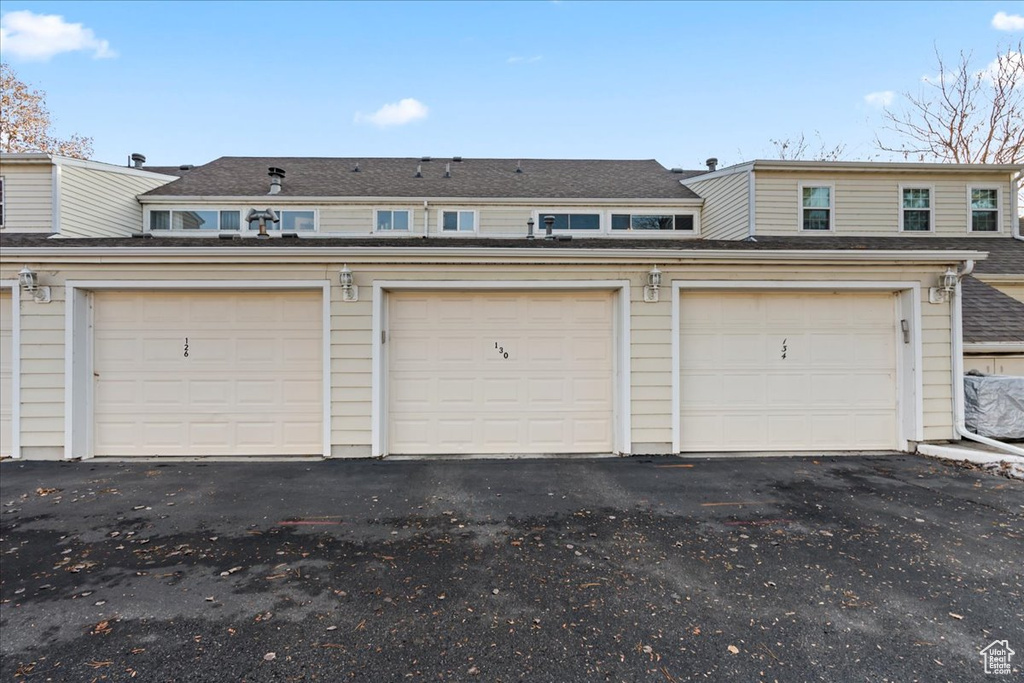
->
[[138, 195, 704, 206], [975, 273, 1024, 281], [751, 159, 1024, 174], [0, 152, 53, 164], [963, 342, 1024, 353], [0, 246, 989, 265], [679, 162, 755, 185], [52, 156, 179, 180]]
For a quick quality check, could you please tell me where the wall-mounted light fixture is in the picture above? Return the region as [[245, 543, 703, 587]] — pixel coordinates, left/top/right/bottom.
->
[[18, 266, 51, 303], [643, 266, 662, 303], [928, 266, 960, 304], [339, 264, 359, 302]]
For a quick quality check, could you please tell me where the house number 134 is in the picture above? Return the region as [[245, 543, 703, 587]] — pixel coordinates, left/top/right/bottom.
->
[[494, 342, 508, 359]]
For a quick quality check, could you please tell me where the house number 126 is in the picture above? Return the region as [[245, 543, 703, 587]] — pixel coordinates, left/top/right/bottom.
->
[[183, 338, 189, 358], [494, 342, 508, 359]]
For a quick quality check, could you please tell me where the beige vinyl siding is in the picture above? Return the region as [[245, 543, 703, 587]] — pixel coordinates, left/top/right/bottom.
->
[[59, 166, 171, 238], [682, 172, 749, 240], [979, 280, 1024, 303], [755, 171, 1015, 236], [0, 164, 53, 232], [0, 260, 956, 458]]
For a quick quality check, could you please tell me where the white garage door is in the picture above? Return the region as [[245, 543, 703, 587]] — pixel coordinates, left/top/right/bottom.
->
[[93, 290, 322, 456], [388, 290, 614, 455], [680, 291, 898, 451], [0, 291, 12, 457]]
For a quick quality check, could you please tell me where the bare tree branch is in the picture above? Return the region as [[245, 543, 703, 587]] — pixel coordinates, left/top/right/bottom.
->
[[0, 64, 93, 158]]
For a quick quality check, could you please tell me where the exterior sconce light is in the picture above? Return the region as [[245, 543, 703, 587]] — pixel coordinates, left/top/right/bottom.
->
[[928, 266, 962, 304], [527, 217, 535, 240], [19, 266, 51, 303], [339, 264, 358, 302], [643, 266, 662, 303]]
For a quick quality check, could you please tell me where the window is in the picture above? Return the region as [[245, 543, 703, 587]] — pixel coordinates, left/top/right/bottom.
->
[[900, 187, 932, 232], [611, 214, 694, 231], [376, 209, 411, 231], [801, 185, 832, 231], [150, 209, 240, 231], [0, 176, 5, 229], [248, 210, 316, 231], [535, 213, 601, 230], [442, 210, 476, 232], [969, 188, 1000, 232]]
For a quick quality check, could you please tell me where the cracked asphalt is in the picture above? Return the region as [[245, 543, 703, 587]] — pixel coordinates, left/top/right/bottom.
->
[[1, 455, 1022, 682]]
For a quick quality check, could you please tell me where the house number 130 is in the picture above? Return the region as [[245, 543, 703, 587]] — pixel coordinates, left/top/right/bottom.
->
[[494, 342, 508, 359]]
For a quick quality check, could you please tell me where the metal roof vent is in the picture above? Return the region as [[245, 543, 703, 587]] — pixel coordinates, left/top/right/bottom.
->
[[267, 167, 285, 194], [670, 167, 684, 173], [414, 164, 423, 178], [421, 156, 432, 162], [515, 160, 523, 174], [444, 162, 451, 178], [452, 156, 462, 162], [178, 164, 194, 171], [705, 157, 718, 172], [129, 153, 146, 168], [351, 162, 360, 172]]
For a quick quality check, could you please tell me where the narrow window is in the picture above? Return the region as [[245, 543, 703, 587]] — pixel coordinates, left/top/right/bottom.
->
[[970, 188, 999, 232], [610, 214, 694, 231], [801, 186, 832, 230], [441, 210, 475, 232], [537, 213, 601, 230], [901, 188, 931, 231], [376, 210, 411, 231], [219, 210, 241, 231], [150, 210, 170, 230], [280, 210, 315, 231]]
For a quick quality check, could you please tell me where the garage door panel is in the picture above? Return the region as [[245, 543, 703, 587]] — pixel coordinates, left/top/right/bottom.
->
[[680, 291, 897, 452], [94, 291, 322, 456], [388, 290, 614, 454]]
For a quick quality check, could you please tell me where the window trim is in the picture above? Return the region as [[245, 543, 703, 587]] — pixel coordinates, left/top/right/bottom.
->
[[374, 208, 414, 233], [966, 185, 1002, 233], [797, 182, 835, 232], [437, 209, 478, 234], [144, 206, 319, 235], [897, 184, 934, 233]]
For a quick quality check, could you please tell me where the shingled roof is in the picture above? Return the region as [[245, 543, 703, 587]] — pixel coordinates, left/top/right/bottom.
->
[[961, 277, 1024, 344], [140, 157, 703, 200]]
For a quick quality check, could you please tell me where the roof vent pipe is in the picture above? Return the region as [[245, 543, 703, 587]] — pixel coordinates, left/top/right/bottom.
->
[[515, 161, 523, 174], [705, 157, 718, 172], [267, 167, 285, 195], [414, 164, 422, 178], [130, 153, 146, 168], [444, 162, 451, 178]]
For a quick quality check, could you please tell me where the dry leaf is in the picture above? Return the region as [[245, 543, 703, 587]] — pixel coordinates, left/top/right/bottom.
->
[[727, 645, 739, 654]]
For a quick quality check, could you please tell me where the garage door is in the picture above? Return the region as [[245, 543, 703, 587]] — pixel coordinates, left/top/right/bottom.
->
[[388, 290, 614, 455], [680, 291, 898, 451], [93, 290, 322, 456], [0, 291, 11, 457]]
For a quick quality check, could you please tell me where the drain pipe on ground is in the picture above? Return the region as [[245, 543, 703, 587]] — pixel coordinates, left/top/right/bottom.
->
[[950, 259, 1024, 456]]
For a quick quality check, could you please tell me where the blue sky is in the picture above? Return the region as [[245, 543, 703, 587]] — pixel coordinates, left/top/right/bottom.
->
[[2, 1, 1022, 168]]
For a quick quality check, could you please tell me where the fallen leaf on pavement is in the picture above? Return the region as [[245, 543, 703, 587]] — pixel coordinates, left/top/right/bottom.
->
[[727, 645, 739, 654]]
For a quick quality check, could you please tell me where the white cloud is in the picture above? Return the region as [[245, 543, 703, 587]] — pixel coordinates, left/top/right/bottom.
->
[[0, 10, 116, 61], [864, 90, 895, 108], [354, 98, 429, 127], [507, 55, 543, 64], [980, 50, 1024, 82], [992, 11, 1024, 31]]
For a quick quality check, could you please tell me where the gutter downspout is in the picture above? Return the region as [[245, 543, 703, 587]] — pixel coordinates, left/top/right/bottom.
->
[[423, 200, 429, 237], [1013, 171, 1023, 242], [950, 259, 1024, 456]]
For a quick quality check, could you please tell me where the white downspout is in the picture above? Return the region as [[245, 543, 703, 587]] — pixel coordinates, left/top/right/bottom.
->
[[423, 200, 429, 237], [1013, 171, 1023, 242], [950, 259, 1024, 456]]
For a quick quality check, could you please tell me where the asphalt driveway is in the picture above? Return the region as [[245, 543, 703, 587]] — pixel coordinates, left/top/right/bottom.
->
[[1, 455, 1022, 682]]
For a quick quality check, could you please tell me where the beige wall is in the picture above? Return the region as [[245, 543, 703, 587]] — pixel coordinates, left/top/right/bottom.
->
[[0, 258, 956, 459], [964, 354, 1024, 376], [60, 166, 171, 238], [755, 171, 1016, 236], [682, 172, 749, 240], [980, 280, 1024, 303], [0, 163, 53, 233]]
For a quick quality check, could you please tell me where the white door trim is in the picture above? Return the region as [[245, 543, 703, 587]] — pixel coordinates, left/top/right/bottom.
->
[[671, 280, 922, 453], [1, 280, 20, 458], [372, 280, 631, 457], [64, 280, 331, 459]]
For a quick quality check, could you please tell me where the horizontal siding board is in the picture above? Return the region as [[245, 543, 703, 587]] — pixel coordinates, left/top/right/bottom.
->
[[60, 166, 171, 238]]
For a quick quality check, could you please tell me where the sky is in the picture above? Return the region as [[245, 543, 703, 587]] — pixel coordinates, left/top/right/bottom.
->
[[1, 1, 1022, 169]]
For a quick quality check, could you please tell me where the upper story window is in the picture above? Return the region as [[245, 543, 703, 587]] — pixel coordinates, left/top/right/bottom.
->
[[900, 187, 932, 232], [376, 209, 411, 232], [611, 214, 694, 231], [247, 210, 315, 231], [800, 184, 833, 231], [151, 209, 240, 231], [0, 176, 5, 229], [536, 213, 601, 230], [969, 188, 1000, 232], [442, 210, 476, 232]]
